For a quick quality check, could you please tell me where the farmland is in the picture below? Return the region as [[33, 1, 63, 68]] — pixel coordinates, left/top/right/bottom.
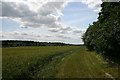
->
[[2, 46, 119, 79]]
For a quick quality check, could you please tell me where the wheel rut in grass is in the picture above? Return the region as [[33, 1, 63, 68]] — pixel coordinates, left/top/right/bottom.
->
[[28, 47, 80, 79]]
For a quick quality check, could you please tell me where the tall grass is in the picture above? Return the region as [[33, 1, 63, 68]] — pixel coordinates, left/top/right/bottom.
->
[[2, 46, 79, 79], [2, 46, 118, 79]]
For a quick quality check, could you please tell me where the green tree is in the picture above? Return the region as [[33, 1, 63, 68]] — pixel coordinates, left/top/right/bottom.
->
[[83, 2, 120, 63]]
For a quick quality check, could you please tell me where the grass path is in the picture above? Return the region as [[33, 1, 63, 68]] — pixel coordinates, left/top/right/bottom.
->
[[33, 46, 118, 79], [30, 47, 80, 78], [31, 46, 118, 79], [56, 47, 118, 78], [2, 46, 119, 79]]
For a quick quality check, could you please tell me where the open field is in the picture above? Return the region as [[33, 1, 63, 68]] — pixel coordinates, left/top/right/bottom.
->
[[2, 46, 119, 79]]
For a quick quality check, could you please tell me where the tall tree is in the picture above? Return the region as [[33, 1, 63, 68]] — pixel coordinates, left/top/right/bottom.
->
[[83, 2, 120, 63]]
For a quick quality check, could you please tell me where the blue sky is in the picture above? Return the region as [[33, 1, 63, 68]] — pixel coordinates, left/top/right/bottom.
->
[[2, 18, 19, 31], [1, 0, 102, 44], [61, 2, 98, 29]]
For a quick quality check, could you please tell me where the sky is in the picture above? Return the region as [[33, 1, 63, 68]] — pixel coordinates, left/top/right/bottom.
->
[[0, 0, 103, 44]]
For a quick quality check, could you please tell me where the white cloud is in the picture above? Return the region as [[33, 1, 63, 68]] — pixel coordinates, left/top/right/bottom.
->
[[1, 2, 36, 17], [56, 34, 72, 39], [81, 0, 102, 12], [1, 0, 69, 28], [69, 0, 102, 12], [38, 2, 65, 16], [48, 29, 59, 32], [48, 26, 72, 33], [1, 31, 41, 40], [68, 0, 102, 12], [1, 23, 85, 43], [1, 0, 96, 44], [48, 25, 85, 39]]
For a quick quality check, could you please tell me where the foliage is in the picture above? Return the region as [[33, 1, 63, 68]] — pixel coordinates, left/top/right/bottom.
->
[[83, 2, 120, 63]]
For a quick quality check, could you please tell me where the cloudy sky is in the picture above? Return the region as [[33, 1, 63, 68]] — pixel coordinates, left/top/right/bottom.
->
[[0, 0, 102, 44]]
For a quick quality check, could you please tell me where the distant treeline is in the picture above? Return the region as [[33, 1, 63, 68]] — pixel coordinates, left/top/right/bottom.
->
[[1, 40, 81, 47]]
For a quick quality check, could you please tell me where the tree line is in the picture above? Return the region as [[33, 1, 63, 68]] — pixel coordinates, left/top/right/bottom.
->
[[1, 40, 81, 47], [83, 2, 120, 63]]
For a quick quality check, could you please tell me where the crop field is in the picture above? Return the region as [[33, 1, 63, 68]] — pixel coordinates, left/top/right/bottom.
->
[[2, 46, 119, 79]]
